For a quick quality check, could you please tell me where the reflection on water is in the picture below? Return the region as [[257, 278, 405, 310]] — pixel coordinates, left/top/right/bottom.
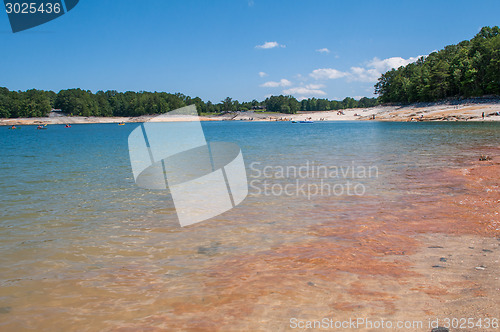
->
[[1, 121, 500, 330]]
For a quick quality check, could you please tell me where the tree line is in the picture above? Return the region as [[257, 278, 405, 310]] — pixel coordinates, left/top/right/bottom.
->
[[375, 26, 500, 103], [0, 87, 378, 118], [0, 87, 55, 118], [264, 95, 378, 113]]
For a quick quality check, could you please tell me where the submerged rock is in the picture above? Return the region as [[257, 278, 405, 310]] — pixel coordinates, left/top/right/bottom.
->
[[197, 242, 222, 256], [431, 327, 449, 332], [479, 155, 492, 161], [0, 307, 11, 314]]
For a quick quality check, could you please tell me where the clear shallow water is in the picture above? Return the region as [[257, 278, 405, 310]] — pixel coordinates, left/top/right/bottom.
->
[[1, 121, 500, 330]]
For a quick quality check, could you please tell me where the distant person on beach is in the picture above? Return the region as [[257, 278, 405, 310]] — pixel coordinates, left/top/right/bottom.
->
[[482, 112, 485, 119]]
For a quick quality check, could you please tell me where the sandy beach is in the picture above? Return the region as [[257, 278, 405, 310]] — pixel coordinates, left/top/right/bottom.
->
[[227, 98, 500, 122], [2, 99, 500, 126], [0, 113, 223, 126]]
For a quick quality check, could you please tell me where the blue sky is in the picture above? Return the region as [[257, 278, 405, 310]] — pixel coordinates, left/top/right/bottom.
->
[[1, 0, 499, 103]]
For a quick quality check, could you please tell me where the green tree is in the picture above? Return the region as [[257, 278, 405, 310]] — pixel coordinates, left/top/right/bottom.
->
[[221, 97, 235, 112], [375, 26, 500, 103]]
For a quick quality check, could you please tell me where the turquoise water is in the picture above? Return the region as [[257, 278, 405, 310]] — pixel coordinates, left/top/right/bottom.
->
[[3, 121, 498, 229], [1, 121, 500, 330]]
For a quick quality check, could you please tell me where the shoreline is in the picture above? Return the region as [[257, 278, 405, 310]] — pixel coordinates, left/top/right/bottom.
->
[[2, 100, 500, 126]]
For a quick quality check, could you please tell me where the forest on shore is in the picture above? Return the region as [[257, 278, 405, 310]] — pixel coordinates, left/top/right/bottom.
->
[[0, 87, 378, 118], [375, 26, 500, 103], [1, 26, 498, 118]]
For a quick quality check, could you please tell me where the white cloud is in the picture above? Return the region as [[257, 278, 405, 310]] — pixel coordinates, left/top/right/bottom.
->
[[316, 48, 330, 54], [260, 79, 292, 88], [349, 56, 423, 82], [255, 41, 286, 49], [349, 67, 380, 83], [308, 56, 422, 83], [305, 83, 325, 89], [310, 68, 348, 80], [258, 71, 268, 77], [283, 87, 327, 96], [368, 56, 421, 73]]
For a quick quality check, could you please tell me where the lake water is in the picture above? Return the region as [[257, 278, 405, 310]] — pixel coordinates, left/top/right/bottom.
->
[[1, 121, 500, 330]]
